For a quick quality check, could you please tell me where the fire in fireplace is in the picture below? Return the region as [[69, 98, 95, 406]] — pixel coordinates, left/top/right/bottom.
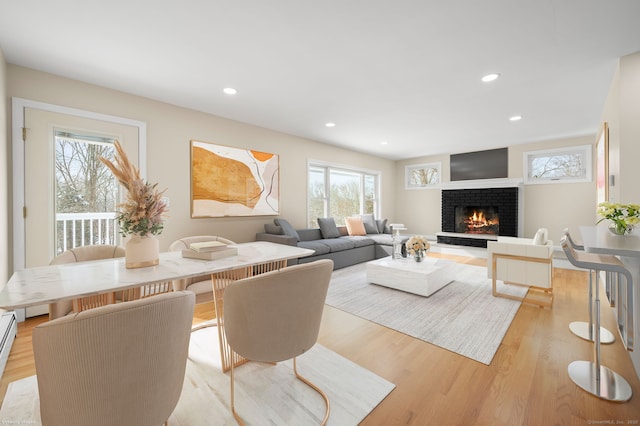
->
[[454, 206, 499, 235], [439, 186, 518, 247]]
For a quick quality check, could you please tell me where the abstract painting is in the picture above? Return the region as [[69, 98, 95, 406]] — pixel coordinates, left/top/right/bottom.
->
[[191, 140, 279, 217]]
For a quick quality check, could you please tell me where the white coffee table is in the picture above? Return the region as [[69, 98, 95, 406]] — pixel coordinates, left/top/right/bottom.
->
[[366, 256, 457, 296]]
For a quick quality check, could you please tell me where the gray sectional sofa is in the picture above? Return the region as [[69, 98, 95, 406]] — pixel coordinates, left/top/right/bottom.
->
[[255, 216, 407, 269]]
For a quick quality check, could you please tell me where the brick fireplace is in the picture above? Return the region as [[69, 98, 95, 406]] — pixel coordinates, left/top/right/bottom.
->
[[437, 179, 523, 248]]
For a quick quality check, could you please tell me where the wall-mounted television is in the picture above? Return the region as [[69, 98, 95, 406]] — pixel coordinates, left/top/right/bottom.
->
[[450, 148, 508, 181]]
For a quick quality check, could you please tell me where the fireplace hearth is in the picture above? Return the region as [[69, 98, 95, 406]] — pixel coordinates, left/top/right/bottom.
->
[[438, 180, 521, 248]]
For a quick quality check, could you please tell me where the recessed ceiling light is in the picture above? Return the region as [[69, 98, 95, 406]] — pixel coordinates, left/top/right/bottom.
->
[[325, 122, 336, 128], [380, 141, 388, 145], [481, 73, 500, 82], [509, 115, 523, 121], [223, 87, 237, 95]]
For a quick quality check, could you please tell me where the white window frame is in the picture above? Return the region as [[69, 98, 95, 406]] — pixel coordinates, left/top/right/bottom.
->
[[307, 159, 381, 226], [405, 162, 441, 189], [523, 145, 592, 185]]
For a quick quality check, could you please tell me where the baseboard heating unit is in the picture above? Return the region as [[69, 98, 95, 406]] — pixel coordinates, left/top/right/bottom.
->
[[0, 311, 17, 377]]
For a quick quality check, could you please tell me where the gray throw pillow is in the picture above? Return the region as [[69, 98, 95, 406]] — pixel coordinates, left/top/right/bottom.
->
[[376, 218, 388, 234], [264, 223, 283, 235], [273, 218, 300, 241], [360, 214, 379, 234], [317, 218, 341, 239]]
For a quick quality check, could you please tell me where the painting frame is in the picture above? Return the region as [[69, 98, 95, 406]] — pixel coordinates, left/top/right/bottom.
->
[[190, 140, 280, 218], [596, 122, 609, 204], [404, 162, 441, 189]]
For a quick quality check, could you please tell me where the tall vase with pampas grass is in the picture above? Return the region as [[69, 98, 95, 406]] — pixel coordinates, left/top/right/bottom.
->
[[100, 141, 168, 268]]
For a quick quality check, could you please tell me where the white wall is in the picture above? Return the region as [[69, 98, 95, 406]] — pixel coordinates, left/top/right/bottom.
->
[[395, 135, 596, 243], [601, 62, 621, 204], [0, 49, 8, 284], [602, 50, 640, 379], [509, 135, 596, 241], [6, 65, 396, 256], [618, 53, 640, 204], [602, 51, 640, 204], [394, 155, 448, 237]]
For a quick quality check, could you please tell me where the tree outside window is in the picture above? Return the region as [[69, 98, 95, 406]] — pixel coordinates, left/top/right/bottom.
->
[[524, 145, 592, 184], [308, 163, 379, 227], [55, 133, 119, 253]]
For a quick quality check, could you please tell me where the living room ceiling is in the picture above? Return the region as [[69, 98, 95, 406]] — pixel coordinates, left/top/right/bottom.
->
[[1, 1, 640, 160]]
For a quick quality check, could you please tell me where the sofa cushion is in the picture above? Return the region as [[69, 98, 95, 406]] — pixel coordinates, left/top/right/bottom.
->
[[274, 218, 300, 241], [375, 218, 388, 234], [297, 241, 331, 255], [297, 228, 324, 241], [345, 217, 367, 236], [264, 223, 283, 234], [318, 218, 341, 239], [360, 214, 379, 234], [344, 236, 375, 248], [317, 238, 356, 252]]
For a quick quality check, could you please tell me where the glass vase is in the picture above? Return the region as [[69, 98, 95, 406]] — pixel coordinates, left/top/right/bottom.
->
[[608, 222, 635, 236], [414, 250, 425, 262]]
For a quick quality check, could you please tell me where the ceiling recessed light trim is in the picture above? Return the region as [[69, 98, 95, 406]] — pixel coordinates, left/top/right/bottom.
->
[[509, 115, 523, 121], [481, 73, 500, 82], [223, 87, 237, 95], [325, 122, 336, 128]]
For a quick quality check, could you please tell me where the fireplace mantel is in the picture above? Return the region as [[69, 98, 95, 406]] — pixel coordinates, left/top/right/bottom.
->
[[441, 178, 523, 190], [438, 179, 525, 247]]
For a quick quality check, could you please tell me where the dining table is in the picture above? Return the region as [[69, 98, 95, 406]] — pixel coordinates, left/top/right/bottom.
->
[[0, 241, 313, 310], [580, 225, 640, 379], [0, 241, 314, 372]]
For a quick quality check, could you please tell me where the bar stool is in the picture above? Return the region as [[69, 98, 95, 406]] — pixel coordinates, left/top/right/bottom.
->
[[563, 229, 616, 345], [560, 236, 632, 402]]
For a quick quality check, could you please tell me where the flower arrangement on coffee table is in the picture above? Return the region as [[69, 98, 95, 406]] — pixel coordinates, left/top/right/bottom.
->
[[405, 235, 430, 262]]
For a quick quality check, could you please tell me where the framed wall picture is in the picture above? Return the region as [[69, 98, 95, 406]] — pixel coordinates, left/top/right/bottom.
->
[[596, 122, 609, 204], [405, 162, 441, 189], [190, 140, 280, 217]]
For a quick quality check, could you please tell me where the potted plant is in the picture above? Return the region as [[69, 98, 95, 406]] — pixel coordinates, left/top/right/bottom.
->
[[597, 202, 640, 236], [100, 141, 168, 268]]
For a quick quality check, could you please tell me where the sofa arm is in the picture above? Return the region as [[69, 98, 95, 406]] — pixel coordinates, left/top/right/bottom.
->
[[487, 239, 553, 287], [256, 233, 297, 246], [488, 239, 554, 260]]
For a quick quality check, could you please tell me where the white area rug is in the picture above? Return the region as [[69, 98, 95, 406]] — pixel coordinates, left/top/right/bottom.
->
[[326, 262, 527, 365], [0, 327, 394, 425]]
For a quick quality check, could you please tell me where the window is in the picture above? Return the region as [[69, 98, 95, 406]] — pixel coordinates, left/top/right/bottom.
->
[[308, 162, 380, 227], [524, 145, 592, 184], [405, 162, 441, 189], [55, 132, 119, 254]]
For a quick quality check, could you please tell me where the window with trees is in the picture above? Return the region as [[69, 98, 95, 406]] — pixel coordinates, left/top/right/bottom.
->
[[55, 131, 119, 254], [308, 163, 380, 228], [524, 145, 592, 184]]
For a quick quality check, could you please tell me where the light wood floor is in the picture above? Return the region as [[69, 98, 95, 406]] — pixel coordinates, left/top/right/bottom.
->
[[2, 253, 639, 425]]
